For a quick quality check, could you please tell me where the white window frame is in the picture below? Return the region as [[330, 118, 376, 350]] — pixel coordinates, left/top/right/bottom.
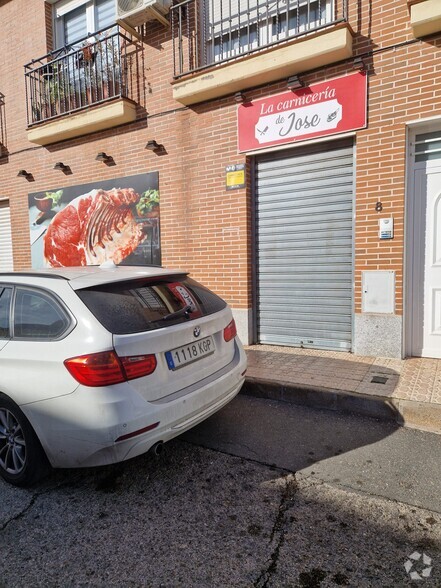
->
[[53, 0, 115, 48]]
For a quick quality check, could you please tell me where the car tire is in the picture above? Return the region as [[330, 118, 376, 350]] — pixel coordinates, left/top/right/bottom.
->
[[0, 394, 50, 487]]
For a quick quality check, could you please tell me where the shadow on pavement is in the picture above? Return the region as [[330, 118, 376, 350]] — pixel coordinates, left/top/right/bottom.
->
[[183, 393, 441, 513], [183, 393, 401, 474]]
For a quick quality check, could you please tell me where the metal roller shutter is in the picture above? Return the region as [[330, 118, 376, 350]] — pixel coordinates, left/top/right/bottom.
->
[[256, 139, 354, 351], [0, 201, 13, 271]]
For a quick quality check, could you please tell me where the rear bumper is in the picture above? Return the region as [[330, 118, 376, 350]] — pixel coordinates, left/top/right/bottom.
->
[[22, 339, 247, 468]]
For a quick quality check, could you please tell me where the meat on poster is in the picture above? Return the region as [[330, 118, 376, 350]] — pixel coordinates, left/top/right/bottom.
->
[[28, 172, 161, 268]]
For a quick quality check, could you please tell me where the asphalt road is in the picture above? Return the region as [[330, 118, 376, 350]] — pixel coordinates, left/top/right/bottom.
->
[[0, 395, 440, 587], [184, 395, 441, 514]]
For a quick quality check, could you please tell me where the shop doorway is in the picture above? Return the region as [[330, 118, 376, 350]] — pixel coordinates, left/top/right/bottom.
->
[[254, 138, 354, 351]]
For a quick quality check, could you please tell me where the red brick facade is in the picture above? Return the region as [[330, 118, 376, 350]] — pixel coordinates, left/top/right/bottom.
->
[[1, 0, 440, 356]]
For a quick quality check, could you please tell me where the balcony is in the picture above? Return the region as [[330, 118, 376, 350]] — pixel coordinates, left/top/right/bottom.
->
[[408, 0, 441, 37], [25, 26, 139, 145], [171, 0, 352, 105]]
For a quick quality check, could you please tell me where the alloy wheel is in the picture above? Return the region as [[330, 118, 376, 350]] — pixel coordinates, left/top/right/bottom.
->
[[0, 408, 26, 475]]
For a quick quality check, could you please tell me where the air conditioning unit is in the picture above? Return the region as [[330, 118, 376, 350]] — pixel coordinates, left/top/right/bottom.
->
[[116, 0, 172, 28]]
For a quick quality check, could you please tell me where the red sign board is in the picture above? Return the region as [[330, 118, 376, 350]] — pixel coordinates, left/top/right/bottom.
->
[[237, 72, 367, 153]]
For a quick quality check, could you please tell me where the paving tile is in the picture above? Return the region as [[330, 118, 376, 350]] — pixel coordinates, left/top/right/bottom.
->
[[335, 379, 360, 392], [430, 362, 441, 403], [245, 344, 441, 407]]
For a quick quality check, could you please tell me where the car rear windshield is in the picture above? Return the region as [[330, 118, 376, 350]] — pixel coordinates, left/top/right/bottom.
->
[[76, 276, 227, 334]]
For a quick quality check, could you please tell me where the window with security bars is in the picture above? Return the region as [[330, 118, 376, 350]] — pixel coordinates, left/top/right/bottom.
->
[[204, 0, 333, 65]]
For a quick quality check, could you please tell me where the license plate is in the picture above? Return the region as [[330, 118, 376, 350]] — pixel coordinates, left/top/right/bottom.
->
[[165, 336, 215, 370]]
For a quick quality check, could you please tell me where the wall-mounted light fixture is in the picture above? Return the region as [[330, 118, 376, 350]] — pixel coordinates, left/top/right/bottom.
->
[[145, 140, 160, 151], [95, 152, 113, 165], [53, 162, 71, 174], [352, 57, 366, 71], [17, 169, 33, 181], [234, 91, 248, 104], [286, 75, 304, 91]]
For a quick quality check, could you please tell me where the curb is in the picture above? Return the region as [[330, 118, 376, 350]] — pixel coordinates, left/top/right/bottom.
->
[[241, 377, 441, 435]]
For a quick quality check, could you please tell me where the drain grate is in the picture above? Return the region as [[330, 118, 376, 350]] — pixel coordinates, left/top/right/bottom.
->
[[371, 376, 388, 384]]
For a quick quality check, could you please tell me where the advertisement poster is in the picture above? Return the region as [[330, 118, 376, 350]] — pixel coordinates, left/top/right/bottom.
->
[[29, 172, 160, 268], [237, 72, 367, 152]]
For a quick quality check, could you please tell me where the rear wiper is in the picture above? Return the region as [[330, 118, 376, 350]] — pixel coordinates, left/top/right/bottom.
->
[[158, 305, 193, 322]]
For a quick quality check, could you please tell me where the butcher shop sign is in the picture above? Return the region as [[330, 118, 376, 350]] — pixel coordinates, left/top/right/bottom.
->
[[29, 172, 161, 268], [237, 72, 367, 153]]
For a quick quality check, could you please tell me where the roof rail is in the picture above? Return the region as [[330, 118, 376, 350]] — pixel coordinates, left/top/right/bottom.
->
[[0, 272, 69, 280]]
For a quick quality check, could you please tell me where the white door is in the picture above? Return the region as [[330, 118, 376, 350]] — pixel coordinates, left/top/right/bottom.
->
[[408, 130, 441, 358], [421, 163, 441, 357]]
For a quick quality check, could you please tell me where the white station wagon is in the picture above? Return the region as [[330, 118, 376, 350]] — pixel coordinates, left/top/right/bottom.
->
[[0, 265, 247, 486]]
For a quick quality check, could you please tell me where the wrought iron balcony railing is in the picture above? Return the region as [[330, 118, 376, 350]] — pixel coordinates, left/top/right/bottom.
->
[[25, 26, 135, 127], [171, 0, 349, 78]]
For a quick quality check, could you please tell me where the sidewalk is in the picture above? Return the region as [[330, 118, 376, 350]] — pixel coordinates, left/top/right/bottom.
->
[[242, 345, 441, 434]]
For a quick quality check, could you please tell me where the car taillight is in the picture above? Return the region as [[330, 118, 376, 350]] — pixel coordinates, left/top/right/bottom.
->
[[223, 319, 237, 342], [120, 354, 157, 380], [64, 350, 157, 387]]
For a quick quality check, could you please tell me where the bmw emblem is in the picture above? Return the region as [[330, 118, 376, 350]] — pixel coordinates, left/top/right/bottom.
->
[[193, 326, 201, 338]]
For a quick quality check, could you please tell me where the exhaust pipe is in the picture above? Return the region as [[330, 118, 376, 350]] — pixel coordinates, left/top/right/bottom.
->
[[150, 441, 164, 456]]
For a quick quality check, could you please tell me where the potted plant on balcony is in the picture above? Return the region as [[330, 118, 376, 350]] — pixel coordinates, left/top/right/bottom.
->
[[32, 64, 72, 123], [96, 33, 123, 100], [71, 38, 99, 106], [72, 31, 122, 107], [47, 61, 75, 114], [80, 43, 95, 64]]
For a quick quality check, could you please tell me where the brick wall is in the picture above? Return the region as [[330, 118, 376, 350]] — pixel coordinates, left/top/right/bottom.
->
[[0, 0, 440, 326]]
